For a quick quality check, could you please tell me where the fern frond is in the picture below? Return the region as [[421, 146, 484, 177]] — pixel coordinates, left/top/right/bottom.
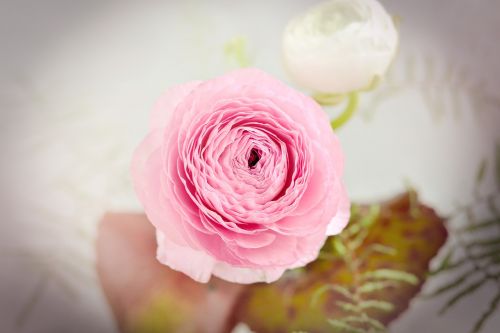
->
[[343, 315, 385, 331], [368, 244, 398, 256], [475, 159, 488, 185], [460, 218, 500, 232], [426, 268, 477, 298], [315, 194, 439, 333], [466, 237, 500, 250], [472, 288, 500, 333], [359, 205, 381, 228], [438, 278, 486, 314], [311, 284, 355, 307], [327, 319, 365, 333], [495, 143, 500, 189], [349, 227, 370, 251], [429, 256, 468, 276], [358, 244, 397, 263], [472, 248, 500, 262], [357, 300, 394, 312], [358, 281, 396, 294], [335, 301, 361, 314], [425, 156, 500, 332], [361, 269, 418, 285], [333, 237, 348, 256]]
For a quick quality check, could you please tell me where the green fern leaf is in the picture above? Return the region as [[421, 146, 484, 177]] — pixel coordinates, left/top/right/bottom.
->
[[333, 237, 348, 256], [429, 248, 455, 276], [473, 247, 500, 261], [349, 228, 369, 251], [335, 301, 360, 314], [328, 319, 365, 333], [358, 281, 395, 294], [426, 268, 477, 298], [439, 278, 486, 314], [466, 237, 500, 250], [311, 285, 355, 307], [369, 244, 398, 256], [472, 290, 500, 333], [343, 315, 386, 331], [357, 300, 394, 312], [495, 143, 500, 189], [462, 218, 500, 232], [360, 205, 381, 228], [362, 269, 419, 285], [429, 256, 468, 276], [476, 159, 487, 186]]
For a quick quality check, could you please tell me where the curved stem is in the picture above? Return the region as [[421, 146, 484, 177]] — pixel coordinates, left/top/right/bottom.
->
[[331, 92, 359, 130]]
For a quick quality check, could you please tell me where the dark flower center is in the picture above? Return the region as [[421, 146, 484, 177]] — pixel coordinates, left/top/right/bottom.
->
[[248, 148, 260, 168]]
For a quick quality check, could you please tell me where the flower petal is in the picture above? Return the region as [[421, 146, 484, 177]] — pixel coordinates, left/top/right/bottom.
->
[[212, 262, 285, 284], [149, 81, 201, 130], [326, 184, 350, 235], [156, 230, 216, 283]]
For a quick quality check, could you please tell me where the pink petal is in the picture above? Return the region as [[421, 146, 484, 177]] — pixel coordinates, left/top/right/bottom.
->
[[149, 81, 202, 130]]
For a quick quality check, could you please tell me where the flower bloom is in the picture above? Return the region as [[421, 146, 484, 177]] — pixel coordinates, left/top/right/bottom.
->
[[283, 0, 398, 93], [132, 69, 349, 284]]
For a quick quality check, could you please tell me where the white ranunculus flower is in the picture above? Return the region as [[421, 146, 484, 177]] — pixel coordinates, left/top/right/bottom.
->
[[283, 0, 398, 94]]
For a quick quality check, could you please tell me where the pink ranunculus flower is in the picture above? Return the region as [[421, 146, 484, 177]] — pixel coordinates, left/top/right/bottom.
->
[[131, 68, 350, 284]]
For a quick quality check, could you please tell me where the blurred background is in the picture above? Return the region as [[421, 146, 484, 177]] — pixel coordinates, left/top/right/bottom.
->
[[1, 0, 500, 332]]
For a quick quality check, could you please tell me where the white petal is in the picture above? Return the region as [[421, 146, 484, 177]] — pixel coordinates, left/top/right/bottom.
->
[[156, 230, 216, 283], [212, 261, 286, 284], [283, 0, 398, 93], [326, 184, 351, 235]]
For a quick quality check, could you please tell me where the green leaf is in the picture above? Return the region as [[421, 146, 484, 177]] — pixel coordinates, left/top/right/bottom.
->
[[429, 248, 454, 276], [475, 159, 487, 186], [311, 285, 355, 307], [331, 285, 356, 301], [343, 315, 386, 331], [327, 319, 365, 333], [333, 237, 347, 256], [472, 290, 500, 333], [349, 227, 369, 251], [462, 218, 500, 232], [335, 300, 360, 314], [426, 268, 476, 298], [439, 278, 486, 314], [361, 205, 381, 228], [358, 300, 394, 312], [429, 256, 468, 276], [488, 195, 499, 215], [496, 143, 500, 189], [358, 281, 395, 294], [369, 244, 397, 256], [466, 237, 500, 250], [469, 247, 500, 262], [362, 269, 419, 285], [359, 244, 397, 262]]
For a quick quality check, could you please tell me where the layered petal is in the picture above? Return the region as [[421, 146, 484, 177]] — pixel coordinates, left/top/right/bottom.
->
[[132, 68, 350, 284]]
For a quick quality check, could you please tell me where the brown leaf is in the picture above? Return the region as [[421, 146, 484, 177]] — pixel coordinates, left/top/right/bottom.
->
[[228, 191, 448, 333]]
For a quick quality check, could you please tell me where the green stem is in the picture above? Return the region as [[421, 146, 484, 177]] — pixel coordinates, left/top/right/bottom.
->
[[331, 92, 359, 130]]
